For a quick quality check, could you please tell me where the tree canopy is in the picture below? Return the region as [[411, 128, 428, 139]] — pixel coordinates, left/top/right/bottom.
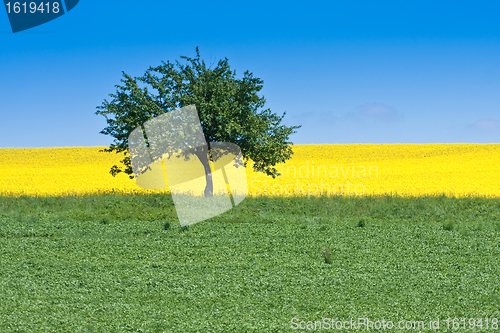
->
[[96, 47, 301, 195]]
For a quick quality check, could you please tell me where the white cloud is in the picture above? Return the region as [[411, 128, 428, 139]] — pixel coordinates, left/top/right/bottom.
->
[[287, 103, 402, 128], [468, 119, 500, 131], [355, 102, 403, 122]]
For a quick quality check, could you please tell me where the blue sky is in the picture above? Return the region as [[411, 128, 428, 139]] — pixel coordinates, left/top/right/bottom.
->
[[1, 0, 499, 147]]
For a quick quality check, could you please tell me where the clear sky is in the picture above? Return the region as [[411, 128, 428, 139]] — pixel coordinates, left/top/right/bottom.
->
[[1, 0, 499, 147]]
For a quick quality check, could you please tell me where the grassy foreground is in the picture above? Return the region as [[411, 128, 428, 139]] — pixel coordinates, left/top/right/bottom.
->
[[1, 194, 500, 332]]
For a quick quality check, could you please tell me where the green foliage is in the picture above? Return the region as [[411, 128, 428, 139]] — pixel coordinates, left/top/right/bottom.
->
[[1, 195, 500, 331], [95, 47, 301, 179], [443, 220, 455, 231], [321, 247, 334, 264]]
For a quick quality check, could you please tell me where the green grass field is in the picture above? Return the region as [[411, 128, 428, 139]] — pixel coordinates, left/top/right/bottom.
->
[[1, 195, 500, 332]]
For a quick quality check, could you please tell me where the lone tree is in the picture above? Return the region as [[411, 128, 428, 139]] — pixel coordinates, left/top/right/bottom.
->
[[96, 47, 300, 196]]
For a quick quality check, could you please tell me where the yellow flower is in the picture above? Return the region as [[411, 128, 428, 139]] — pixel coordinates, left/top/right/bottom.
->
[[0, 144, 498, 198]]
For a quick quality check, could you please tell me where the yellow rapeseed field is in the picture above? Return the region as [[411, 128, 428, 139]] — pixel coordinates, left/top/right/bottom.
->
[[0, 144, 499, 197]]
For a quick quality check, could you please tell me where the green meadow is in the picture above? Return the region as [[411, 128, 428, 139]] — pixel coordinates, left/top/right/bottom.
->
[[1, 195, 500, 332]]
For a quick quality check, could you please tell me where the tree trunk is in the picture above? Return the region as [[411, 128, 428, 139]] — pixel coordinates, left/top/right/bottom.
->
[[194, 146, 214, 197]]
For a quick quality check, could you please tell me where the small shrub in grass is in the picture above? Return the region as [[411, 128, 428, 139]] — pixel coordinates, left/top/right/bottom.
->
[[473, 223, 484, 232], [494, 222, 500, 232], [163, 222, 171, 230], [459, 227, 471, 237], [99, 216, 110, 225], [322, 248, 333, 264], [25, 215, 38, 225], [357, 219, 366, 228], [443, 220, 455, 231]]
